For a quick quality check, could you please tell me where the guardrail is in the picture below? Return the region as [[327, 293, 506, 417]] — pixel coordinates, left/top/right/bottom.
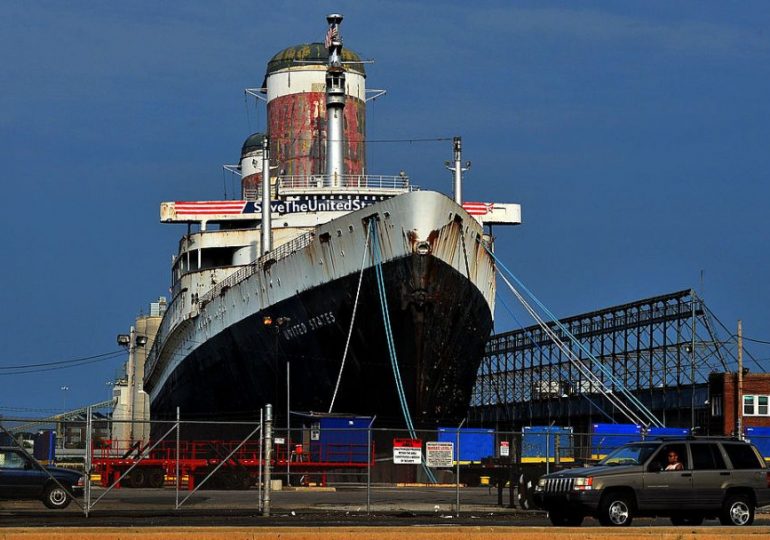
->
[[278, 174, 414, 191]]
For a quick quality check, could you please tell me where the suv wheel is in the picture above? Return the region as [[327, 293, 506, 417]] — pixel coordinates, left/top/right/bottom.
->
[[720, 495, 754, 526], [598, 493, 633, 526], [548, 510, 584, 526], [42, 484, 71, 509]]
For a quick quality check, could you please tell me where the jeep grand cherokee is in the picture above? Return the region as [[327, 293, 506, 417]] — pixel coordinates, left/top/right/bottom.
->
[[533, 437, 770, 526]]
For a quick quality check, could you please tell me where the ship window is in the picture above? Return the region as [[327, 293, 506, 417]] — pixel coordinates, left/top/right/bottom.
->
[[348, 225, 354, 233], [319, 232, 331, 243], [199, 247, 236, 270], [384, 212, 390, 219]]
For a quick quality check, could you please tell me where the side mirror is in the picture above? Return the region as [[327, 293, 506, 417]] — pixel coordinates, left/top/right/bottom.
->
[[648, 461, 662, 472]]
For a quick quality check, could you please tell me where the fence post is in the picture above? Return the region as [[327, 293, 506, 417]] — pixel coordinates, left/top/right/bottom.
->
[[508, 435, 516, 508], [263, 403, 273, 517], [545, 430, 551, 475], [175, 407, 180, 509], [258, 408, 263, 512], [366, 416, 376, 515], [555, 433, 561, 468], [455, 418, 466, 517], [84, 406, 92, 517]]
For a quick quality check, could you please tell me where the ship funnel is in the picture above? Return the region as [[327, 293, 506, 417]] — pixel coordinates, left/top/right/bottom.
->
[[325, 14, 345, 187]]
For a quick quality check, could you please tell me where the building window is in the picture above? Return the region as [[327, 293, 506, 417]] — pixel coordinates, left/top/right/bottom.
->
[[759, 395, 769, 416], [711, 395, 722, 417], [744, 395, 755, 415], [742, 394, 770, 416]]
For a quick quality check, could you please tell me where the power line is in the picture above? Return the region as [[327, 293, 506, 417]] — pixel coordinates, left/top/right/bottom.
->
[[741, 336, 770, 346], [0, 350, 125, 370], [0, 352, 125, 376]]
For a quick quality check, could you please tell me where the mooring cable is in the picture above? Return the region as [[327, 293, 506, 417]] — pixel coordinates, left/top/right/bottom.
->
[[483, 243, 663, 427], [328, 223, 372, 413], [369, 218, 438, 484]]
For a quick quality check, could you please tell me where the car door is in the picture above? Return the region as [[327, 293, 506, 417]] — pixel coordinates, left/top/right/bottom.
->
[[641, 443, 693, 510], [689, 442, 728, 510], [0, 449, 40, 498]]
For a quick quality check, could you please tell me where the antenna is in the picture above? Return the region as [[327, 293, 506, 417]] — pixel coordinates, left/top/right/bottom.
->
[[444, 137, 471, 204]]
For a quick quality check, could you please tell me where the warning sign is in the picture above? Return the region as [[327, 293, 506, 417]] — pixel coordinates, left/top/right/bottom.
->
[[393, 438, 422, 464], [500, 441, 510, 457], [426, 441, 454, 468]]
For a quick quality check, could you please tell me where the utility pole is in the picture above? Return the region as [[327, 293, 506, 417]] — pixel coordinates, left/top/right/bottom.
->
[[690, 294, 696, 431], [737, 320, 744, 440]]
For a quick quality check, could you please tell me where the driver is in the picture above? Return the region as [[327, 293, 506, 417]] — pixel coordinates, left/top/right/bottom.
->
[[665, 449, 684, 471]]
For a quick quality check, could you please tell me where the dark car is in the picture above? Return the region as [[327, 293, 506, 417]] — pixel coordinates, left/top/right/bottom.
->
[[533, 437, 770, 527], [0, 446, 84, 509]]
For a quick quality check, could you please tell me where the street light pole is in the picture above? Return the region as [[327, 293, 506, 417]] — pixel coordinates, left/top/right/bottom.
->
[[263, 316, 291, 486], [117, 327, 148, 443], [126, 326, 137, 442], [60, 386, 69, 411]]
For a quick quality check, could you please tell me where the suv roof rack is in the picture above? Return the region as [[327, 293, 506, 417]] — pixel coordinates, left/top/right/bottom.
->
[[651, 435, 743, 442]]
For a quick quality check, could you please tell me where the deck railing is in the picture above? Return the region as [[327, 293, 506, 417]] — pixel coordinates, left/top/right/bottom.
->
[[145, 231, 315, 381]]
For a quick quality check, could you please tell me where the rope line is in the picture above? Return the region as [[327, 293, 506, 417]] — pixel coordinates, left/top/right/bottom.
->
[[483, 243, 663, 428], [370, 219, 437, 483], [495, 294, 617, 425], [496, 271, 650, 427], [328, 224, 372, 413]]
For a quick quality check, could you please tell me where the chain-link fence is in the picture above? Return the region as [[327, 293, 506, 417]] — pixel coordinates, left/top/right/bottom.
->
[[2, 409, 769, 518]]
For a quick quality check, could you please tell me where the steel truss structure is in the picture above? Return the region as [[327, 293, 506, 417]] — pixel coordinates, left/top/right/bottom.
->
[[469, 290, 755, 429]]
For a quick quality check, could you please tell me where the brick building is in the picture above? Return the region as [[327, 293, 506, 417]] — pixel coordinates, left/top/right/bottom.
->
[[708, 372, 770, 436]]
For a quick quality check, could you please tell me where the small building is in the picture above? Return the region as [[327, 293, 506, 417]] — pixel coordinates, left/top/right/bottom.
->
[[708, 372, 770, 436]]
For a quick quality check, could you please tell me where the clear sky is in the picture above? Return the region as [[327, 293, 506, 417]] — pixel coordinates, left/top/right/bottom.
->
[[1, 1, 769, 417]]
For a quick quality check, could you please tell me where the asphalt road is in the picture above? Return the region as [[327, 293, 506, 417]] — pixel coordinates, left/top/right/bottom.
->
[[1, 486, 770, 529]]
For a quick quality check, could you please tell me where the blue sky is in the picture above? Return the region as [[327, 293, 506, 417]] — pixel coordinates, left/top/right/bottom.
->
[[1, 1, 769, 416]]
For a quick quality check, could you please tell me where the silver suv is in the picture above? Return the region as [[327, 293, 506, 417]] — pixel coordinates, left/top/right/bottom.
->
[[533, 437, 770, 526]]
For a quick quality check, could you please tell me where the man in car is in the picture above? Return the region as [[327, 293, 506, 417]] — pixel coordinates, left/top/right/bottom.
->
[[665, 449, 684, 471]]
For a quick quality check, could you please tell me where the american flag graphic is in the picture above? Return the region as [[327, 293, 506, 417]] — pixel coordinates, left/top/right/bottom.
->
[[462, 202, 493, 216], [325, 26, 338, 49], [174, 201, 247, 216]]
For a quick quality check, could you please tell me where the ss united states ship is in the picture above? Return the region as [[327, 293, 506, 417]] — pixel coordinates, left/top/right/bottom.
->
[[142, 15, 521, 428]]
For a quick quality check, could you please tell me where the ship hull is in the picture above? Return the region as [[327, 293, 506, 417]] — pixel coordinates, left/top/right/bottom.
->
[[151, 252, 492, 429]]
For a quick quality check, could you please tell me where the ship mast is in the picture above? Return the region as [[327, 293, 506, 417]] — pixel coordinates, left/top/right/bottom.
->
[[325, 13, 345, 187]]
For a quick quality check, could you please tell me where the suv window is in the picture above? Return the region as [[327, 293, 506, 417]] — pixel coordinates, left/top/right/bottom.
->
[[691, 443, 726, 470], [598, 442, 657, 466], [722, 443, 763, 469], [649, 443, 688, 471]]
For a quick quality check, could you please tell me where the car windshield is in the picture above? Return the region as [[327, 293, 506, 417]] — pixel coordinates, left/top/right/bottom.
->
[[598, 443, 658, 466]]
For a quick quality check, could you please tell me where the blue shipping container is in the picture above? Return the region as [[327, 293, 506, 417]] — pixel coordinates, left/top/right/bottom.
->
[[33, 430, 56, 462], [591, 423, 642, 459], [317, 416, 371, 463], [437, 428, 494, 462], [522, 426, 574, 463], [745, 427, 770, 462]]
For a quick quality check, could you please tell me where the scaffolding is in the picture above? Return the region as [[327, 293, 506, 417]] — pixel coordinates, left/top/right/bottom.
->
[[470, 289, 759, 430]]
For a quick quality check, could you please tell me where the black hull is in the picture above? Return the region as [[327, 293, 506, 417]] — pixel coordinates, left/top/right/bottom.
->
[[151, 253, 492, 432]]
